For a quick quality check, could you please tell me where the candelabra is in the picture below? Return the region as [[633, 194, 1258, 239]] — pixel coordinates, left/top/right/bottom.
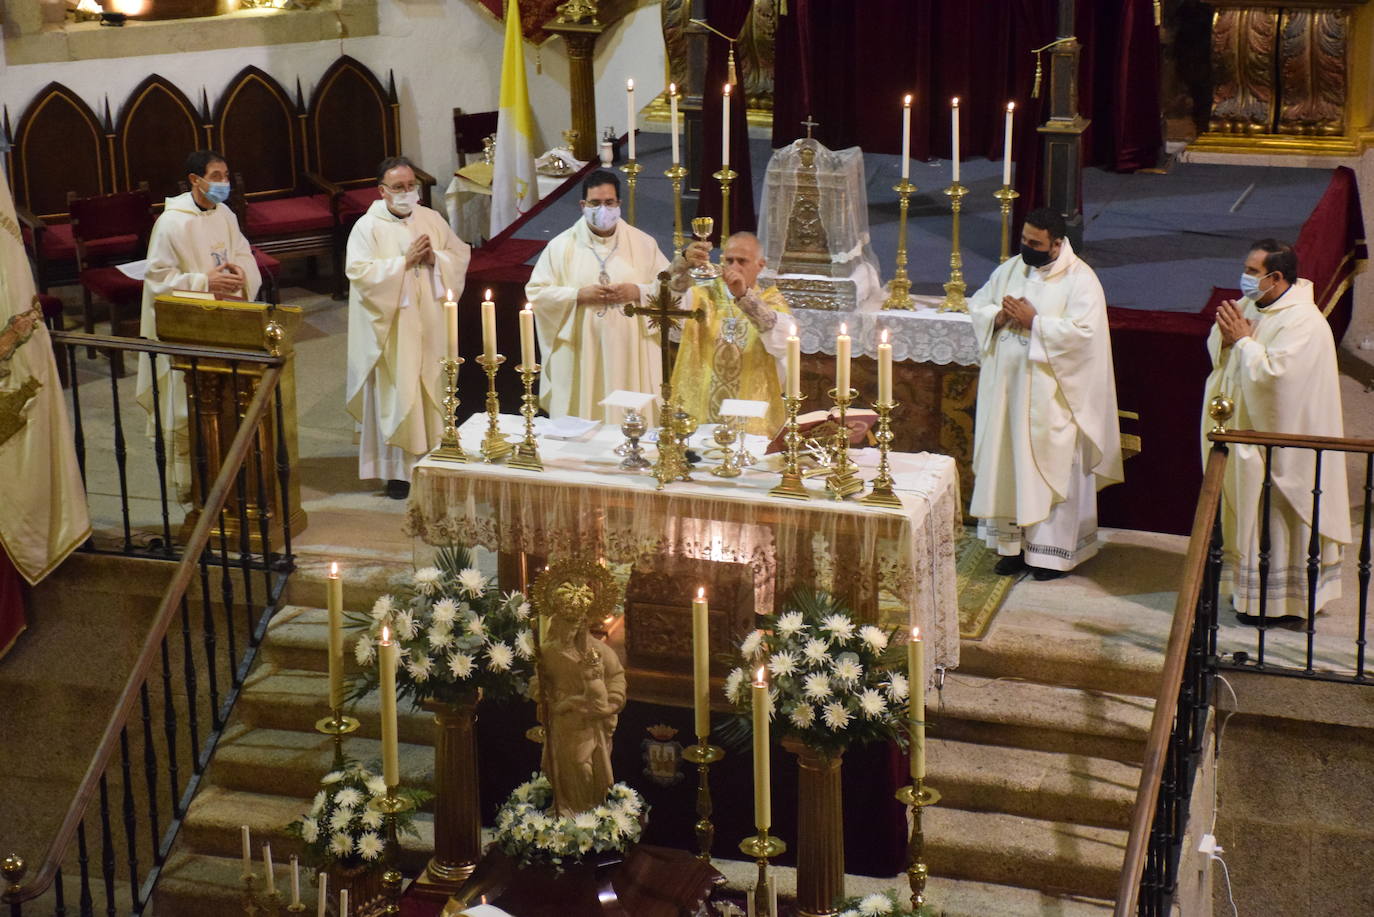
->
[[476, 354, 512, 463], [769, 394, 810, 500], [993, 185, 1020, 263], [825, 388, 863, 500], [665, 163, 688, 256], [859, 400, 902, 508], [432, 357, 468, 462], [938, 182, 969, 313], [681, 743, 724, 861], [621, 159, 642, 226], [738, 831, 785, 917], [314, 707, 361, 770], [713, 168, 739, 245], [651, 394, 693, 489], [371, 788, 416, 917], [507, 362, 543, 472], [894, 781, 941, 912], [882, 179, 919, 310]]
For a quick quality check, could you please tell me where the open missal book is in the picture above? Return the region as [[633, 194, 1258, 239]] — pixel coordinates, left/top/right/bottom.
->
[[764, 408, 878, 454]]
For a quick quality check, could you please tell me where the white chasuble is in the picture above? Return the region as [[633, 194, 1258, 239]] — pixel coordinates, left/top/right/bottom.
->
[[346, 201, 471, 483], [1202, 279, 1349, 615], [525, 220, 669, 425], [136, 193, 262, 501], [968, 239, 1122, 569]]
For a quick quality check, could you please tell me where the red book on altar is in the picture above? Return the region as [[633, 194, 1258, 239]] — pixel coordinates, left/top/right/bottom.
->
[[765, 408, 878, 454]]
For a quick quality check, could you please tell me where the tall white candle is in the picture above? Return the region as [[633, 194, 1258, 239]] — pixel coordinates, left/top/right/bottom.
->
[[520, 303, 536, 368], [692, 587, 710, 742], [901, 94, 912, 181], [262, 842, 275, 894], [669, 83, 681, 164], [951, 97, 961, 184], [240, 825, 251, 877], [1003, 101, 1015, 187], [836, 322, 852, 395], [379, 625, 400, 787], [878, 328, 893, 404], [909, 627, 925, 781], [751, 666, 770, 833], [327, 562, 343, 710], [444, 289, 458, 362], [339, 888, 349, 917], [722, 83, 732, 169], [786, 323, 801, 399], [481, 289, 497, 362], [316, 872, 328, 917], [626, 79, 637, 160], [290, 855, 301, 907]]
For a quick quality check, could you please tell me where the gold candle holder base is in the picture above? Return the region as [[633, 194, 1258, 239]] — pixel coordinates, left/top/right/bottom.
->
[[859, 400, 902, 508], [770, 393, 811, 500], [938, 182, 969, 313], [314, 709, 360, 770], [682, 743, 724, 862], [432, 356, 468, 463], [285, 904, 306, 914], [508, 363, 543, 472], [239, 873, 284, 916], [712, 167, 739, 245], [651, 394, 694, 490], [665, 163, 689, 256], [372, 788, 416, 917], [993, 185, 1020, 263], [476, 354, 512, 463], [894, 780, 941, 912], [825, 388, 864, 501], [739, 831, 786, 917], [883, 179, 919, 311], [621, 159, 643, 226]]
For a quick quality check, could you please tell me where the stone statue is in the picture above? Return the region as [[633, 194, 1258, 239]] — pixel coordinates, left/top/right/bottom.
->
[[531, 559, 627, 816]]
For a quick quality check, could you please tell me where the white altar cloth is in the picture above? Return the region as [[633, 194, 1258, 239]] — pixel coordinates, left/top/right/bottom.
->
[[792, 300, 979, 366]]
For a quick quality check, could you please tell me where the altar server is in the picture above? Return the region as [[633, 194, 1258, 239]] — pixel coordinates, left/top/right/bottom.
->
[[1202, 239, 1349, 625], [346, 156, 471, 500], [136, 150, 261, 502], [968, 208, 1123, 580], [673, 232, 790, 435]]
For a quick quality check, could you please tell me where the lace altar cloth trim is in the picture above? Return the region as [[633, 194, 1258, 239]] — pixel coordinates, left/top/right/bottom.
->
[[793, 303, 980, 366], [406, 416, 962, 670]]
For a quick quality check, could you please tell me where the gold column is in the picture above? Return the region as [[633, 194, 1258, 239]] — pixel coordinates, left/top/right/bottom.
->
[[411, 695, 482, 899], [783, 738, 844, 917]]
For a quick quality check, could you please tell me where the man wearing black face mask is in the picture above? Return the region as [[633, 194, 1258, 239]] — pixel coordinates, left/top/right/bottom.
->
[[967, 207, 1123, 581]]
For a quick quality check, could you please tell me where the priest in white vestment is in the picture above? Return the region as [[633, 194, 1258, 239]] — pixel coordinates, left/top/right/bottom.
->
[[1202, 240, 1350, 624], [525, 170, 674, 425], [346, 157, 471, 499], [136, 150, 262, 502], [968, 208, 1123, 580]]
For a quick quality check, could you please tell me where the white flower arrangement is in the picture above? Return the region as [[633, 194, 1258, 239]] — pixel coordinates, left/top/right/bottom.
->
[[287, 762, 427, 870], [834, 889, 934, 917], [492, 774, 646, 870]]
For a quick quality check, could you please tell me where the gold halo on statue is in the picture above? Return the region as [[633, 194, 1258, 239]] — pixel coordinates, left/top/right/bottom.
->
[[532, 556, 621, 626]]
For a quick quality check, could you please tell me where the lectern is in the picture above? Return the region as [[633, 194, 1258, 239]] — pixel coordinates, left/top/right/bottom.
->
[[153, 293, 307, 552]]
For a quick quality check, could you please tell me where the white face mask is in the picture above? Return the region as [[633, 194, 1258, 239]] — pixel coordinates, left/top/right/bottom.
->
[[583, 204, 620, 232], [387, 189, 420, 215]]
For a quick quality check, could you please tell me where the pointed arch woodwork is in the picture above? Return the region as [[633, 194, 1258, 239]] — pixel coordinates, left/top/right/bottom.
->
[[116, 75, 209, 203], [10, 83, 113, 220], [306, 55, 396, 190], [213, 66, 304, 200]]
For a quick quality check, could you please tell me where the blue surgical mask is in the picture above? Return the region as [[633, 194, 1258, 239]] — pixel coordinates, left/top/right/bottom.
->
[[204, 180, 231, 204], [1239, 272, 1271, 300]]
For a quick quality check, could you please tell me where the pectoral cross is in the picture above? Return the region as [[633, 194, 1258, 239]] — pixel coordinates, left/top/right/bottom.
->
[[801, 114, 818, 140]]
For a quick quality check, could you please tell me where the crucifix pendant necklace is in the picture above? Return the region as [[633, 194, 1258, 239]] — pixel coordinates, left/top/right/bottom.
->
[[588, 236, 620, 317]]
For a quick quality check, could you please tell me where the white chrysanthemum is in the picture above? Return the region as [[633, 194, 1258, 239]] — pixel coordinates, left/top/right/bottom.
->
[[365, 775, 387, 796], [515, 629, 535, 659], [449, 652, 475, 679], [886, 673, 910, 702], [858, 688, 888, 718], [768, 650, 799, 678], [802, 672, 833, 701], [515, 600, 532, 620], [723, 667, 746, 704], [300, 816, 319, 843], [486, 641, 514, 672], [573, 811, 599, 830], [457, 568, 488, 598], [369, 595, 396, 621], [356, 831, 384, 861], [329, 832, 353, 856], [801, 637, 831, 665], [412, 566, 442, 593], [774, 610, 805, 638], [427, 626, 455, 650], [431, 597, 459, 625], [832, 655, 863, 685], [310, 790, 327, 816], [353, 633, 375, 666], [395, 609, 418, 641], [465, 615, 487, 639], [329, 808, 352, 832], [822, 702, 853, 730], [858, 625, 889, 654], [335, 787, 363, 810], [858, 893, 895, 915], [610, 809, 635, 837], [820, 613, 856, 642], [406, 654, 433, 682], [353, 806, 381, 831], [740, 629, 766, 659], [789, 703, 816, 729], [321, 770, 344, 784]]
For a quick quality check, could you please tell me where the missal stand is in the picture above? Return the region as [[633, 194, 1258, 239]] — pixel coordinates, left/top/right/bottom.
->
[[153, 293, 308, 551]]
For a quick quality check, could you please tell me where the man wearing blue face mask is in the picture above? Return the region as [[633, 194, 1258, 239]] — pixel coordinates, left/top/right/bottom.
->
[[137, 149, 262, 501], [1202, 239, 1349, 626]]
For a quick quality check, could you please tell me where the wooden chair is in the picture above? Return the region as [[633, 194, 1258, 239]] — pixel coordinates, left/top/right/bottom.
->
[[114, 76, 209, 207], [68, 186, 154, 376], [453, 108, 499, 168]]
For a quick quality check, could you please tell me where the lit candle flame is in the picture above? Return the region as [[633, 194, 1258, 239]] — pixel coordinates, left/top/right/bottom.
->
[[697, 586, 705, 599], [669, 82, 677, 96], [380, 625, 392, 644], [754, 666, 767, 685], [524, 302, 533, 312], [790, 322, 798, 336], [912, 626, 921, 640], [1007, 101, 1016, 113], [485, 288, 493, 300], [445, 288, 453, 301], [329, 561, 338, 577], [627, 78, 635, 91], [903, 93, 913, 107], [952, 97, 960, 108], [724, 84, 733, 97], [840, 322, 848, 336], [881, 328, 890, 344]]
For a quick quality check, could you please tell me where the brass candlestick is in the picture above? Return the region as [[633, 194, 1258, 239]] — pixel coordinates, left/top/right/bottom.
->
[[993, 185, 1020, 263], [432, 356, 468, 462], [651, 395, 693, 489], [371, 788, 415, 917], [508, 363, 543, 472], [894, 781, 941, 912], [713, 167, 739, 245], [859, 400, 902, 508], [770, 393, 811, 500], [239, 873, 284, 916], [314, 708, 361, 770], [666, 163, 688, 256], [883, 179, 919, 310], [682, 743, 724, 861], [476, 354, 512, 463], [825, 387, 864, 500], [621, 159, 643, 226], [938, 182, 969, 313], [739, 831, 786, 917]]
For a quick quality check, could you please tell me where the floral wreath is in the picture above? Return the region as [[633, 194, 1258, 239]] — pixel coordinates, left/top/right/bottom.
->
[[492, 773, 646, 870]]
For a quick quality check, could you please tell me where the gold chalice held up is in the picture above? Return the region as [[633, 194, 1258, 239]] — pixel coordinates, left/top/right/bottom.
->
[[690, 217, 720, 280]]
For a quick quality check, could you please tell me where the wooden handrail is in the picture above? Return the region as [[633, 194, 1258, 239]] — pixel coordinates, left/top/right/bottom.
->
[[3, 366, 283, 905], [1210, 428, 1374, 455], [1114, 446, 1228, 915], [49, 330, 286, 365]]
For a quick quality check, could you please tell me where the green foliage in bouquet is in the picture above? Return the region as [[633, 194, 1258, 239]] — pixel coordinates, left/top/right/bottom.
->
[[285, 761, 429, 869]]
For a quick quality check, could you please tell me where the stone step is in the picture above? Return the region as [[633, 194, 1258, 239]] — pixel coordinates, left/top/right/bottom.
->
[[957, 621, 1164, 698], [931, 672, 1153, 763], [235, 666, 437, 745], [154, 850, 326, 917]]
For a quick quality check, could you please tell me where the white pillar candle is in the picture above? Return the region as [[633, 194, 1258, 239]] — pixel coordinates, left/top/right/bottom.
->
[[722, 83, 732, 169], [951, 97, 961, 184], [339, 888, 349, 917], [379, 625, 400, 787], [316, 872, 328, 917], [901, 94, 912, 181], [520, 303, 536, 368], [909, 627, 925, 781], [751, 666, 770, 833], [1003, 101, 1015, 187], [878, 328, 893, 405], [669, 83, 680, 164], [290, 855, 301, 907], [444, 289, 458, 362], [240, 825, 251, 876], [692, 587, 710, 742], [835, 322, 851, 395], [626, 78, 636, 160], [785, 323, 801, 399], [481, 289, 497, 362], [327, 562, 343, 710], [262, 842, 274, 894]]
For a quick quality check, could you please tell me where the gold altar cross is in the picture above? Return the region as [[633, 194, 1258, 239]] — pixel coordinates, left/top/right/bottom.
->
[[801, 114, 818, 139]]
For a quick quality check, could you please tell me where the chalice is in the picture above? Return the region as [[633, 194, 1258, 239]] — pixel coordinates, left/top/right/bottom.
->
[[690, 217, 720, 280]]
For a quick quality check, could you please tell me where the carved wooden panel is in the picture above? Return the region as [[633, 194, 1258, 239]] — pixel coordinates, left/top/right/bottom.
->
[[117, 76, 206, 201], [214, 67, 302, 199], [624, 558, 754, 678], [307, 56, 395, 189], [10, 83, 111, 220], [1278, 9, 1348, 136], [1209, 8, 1279, 133]]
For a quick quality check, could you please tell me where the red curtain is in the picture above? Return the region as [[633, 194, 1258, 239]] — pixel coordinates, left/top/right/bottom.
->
[[0, 549, 25, 662]]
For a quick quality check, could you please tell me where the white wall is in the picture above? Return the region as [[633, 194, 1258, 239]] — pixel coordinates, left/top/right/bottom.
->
[[0, 0, 666, 188]]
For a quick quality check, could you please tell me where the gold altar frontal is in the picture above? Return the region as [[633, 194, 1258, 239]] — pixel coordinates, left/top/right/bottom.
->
[[406, 414, 961, 709]]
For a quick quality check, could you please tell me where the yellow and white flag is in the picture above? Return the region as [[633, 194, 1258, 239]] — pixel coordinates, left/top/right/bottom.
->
[[490, 0, 540, 237]]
